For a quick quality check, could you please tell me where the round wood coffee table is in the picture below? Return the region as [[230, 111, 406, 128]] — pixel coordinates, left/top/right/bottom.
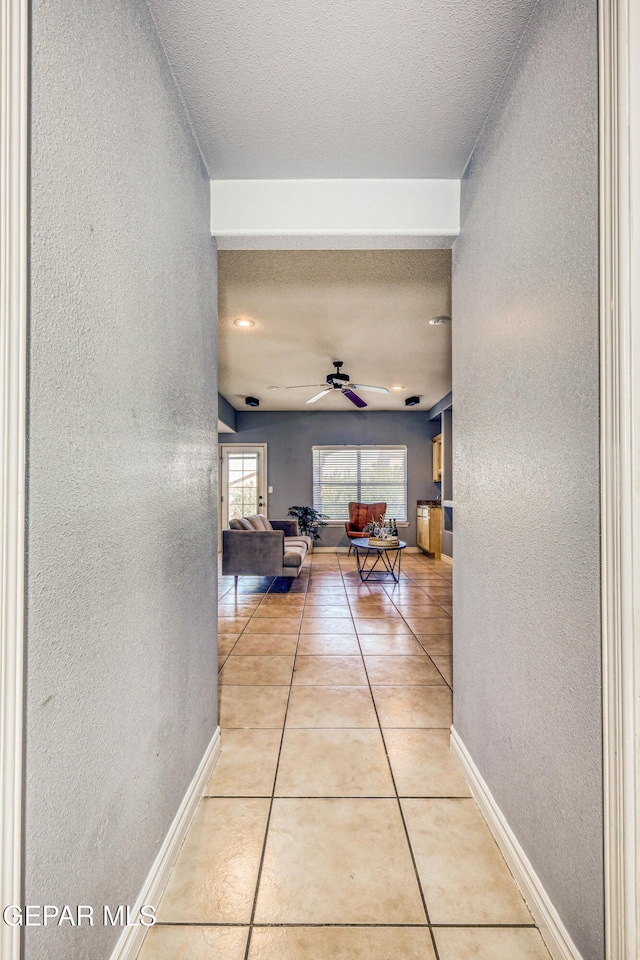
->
[[350, 537, 407, 583]]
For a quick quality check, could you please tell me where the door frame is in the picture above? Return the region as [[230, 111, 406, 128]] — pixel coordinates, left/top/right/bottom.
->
[[1, 0, 29, 957], [599, 0, 640, 956], [1, 2, 639, 957], [218, 443, 268, 540]]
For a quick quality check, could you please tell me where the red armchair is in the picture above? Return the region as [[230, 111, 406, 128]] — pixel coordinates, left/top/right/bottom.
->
[[345, 501, 387, 554]]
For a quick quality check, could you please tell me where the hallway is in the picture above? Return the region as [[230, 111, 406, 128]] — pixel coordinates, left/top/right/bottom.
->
[[2, 0, 616, 955], [138, 552, 550, 960]]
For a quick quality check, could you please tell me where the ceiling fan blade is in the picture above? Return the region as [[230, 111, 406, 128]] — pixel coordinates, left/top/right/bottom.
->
[[307, 388, 332, 404], [284, 384, 325, 390], [347, 383, 389, 394], [342, 389, 367, 408]]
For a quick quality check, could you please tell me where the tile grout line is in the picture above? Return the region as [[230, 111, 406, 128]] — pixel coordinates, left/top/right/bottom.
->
[[218, 584, 274, 673], [204, 794, 475, 800], [214, 724, 452, 732], [384, 567, 452, 690], [241, 563, 311, 960], [215, 555, 453, 958], [347, 558, 452, 694], [218, 575, 306, 672], [154, 920, 538, 928], [341, 557, 443, 960]]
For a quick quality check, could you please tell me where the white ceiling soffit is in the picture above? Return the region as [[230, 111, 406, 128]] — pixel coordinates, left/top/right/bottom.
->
[[146, 0, 538, 180], [218, 249, 451, 412], [217, 419, 236, 433], [211, 179, 459, 250]]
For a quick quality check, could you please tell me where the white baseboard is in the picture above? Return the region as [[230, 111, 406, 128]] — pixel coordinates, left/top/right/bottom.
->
[[415, 549, 452, 563], [449, 728, 583, 960], [109, 726, 222, 960]]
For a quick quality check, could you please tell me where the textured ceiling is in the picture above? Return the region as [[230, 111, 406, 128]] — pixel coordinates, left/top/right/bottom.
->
[[218, 250, 451, 411], [147, 0, 537, 179]]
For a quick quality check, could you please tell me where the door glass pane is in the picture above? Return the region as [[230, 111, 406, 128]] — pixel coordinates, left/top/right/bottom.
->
[[227, 453, 259, 518]]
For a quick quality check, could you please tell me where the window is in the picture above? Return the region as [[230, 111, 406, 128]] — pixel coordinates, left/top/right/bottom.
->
[[312, 446, 408, 522]]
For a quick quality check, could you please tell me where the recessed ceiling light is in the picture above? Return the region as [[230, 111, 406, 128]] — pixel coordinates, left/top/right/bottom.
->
[[429, 315, 451, 326], [266, 385, 279, 391], [233, 317, 255, 328], [391, 385, 405, 391]]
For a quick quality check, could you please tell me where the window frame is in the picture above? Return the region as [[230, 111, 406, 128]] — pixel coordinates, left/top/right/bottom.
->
[[312, 444, 409, 525]]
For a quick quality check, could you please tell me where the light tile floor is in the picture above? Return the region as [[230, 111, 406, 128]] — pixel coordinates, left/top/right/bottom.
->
[[137, 551, 550, 960]]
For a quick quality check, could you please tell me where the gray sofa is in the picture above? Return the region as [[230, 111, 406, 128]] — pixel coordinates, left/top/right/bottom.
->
[[222, 514, 312, 589]]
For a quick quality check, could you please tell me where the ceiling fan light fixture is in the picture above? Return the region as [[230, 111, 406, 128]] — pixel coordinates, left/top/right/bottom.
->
[[289, 362, 387, 409], [429, 315, 451, 326], [392, 385, 405, 391], [233, 316, 256, 329], [326, 361, 349, 386], [266, 385, 279, 391]]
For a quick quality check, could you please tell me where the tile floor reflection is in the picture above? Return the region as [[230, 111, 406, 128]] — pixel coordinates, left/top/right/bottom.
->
[[137, 551, 550, 960]]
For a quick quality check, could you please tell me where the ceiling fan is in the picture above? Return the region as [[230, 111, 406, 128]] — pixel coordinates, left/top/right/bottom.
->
[[285, 361, 389, 408]]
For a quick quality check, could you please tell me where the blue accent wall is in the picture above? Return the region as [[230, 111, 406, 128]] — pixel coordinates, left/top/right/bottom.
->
[[427, 391, 452, 420], [219, 410, 440, 547], [218, 392, 237, 432]]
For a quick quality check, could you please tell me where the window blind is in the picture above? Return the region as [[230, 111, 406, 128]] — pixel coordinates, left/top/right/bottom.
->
[[312, 446, 408, 522]]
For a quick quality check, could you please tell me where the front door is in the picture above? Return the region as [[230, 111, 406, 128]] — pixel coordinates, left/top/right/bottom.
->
[[219, 444, 268, 537]]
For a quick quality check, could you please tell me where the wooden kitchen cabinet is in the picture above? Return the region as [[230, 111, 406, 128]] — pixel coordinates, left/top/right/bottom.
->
[[417, 504, 442, 559], [417, 508, 428, 551]]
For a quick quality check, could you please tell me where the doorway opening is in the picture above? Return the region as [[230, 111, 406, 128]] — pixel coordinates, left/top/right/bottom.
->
[[219, 444, 269, 545]]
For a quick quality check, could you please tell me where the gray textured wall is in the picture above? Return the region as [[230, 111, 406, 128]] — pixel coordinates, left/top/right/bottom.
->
[[452, 0, 602, 957], [220, 411, 441, 546], [26, 1, 219, 957]]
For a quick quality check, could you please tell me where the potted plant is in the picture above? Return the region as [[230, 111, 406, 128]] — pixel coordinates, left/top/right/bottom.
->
[[287, 505, 328, 545]]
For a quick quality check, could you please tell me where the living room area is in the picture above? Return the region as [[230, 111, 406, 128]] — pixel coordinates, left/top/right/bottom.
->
[[216, 248, 454, 559]]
